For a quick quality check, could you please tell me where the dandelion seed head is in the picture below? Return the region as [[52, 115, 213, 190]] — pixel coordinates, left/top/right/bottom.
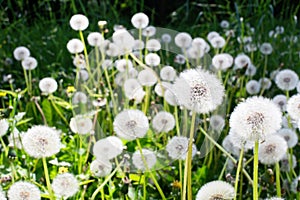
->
[[8, 181, 41, 200], [220, 20, 230, 28], [142, 26, 156, 37], [245, 64, 257, 76], [196, 180, 235, 200], [207, 31, 220, 42], [152, 111, 175, 133], [275, 128, 298, 148], [175, 32, 192, 49], [146, 39, 161, 52], [90, 159, 112, 177], [67, 38, 84, 54], [124, 78, 145, 103], [259, 77, 272, 90], [87, 32, 104, 46], [131, 12, 149, 29], [69, 14, 89, 31], [39, 77, 58, 94], [258, 134, 288, 165], [93, 136, 123, 161], [280, 154, 297, 172], [192, 38, 210, 53], [23, 125, 61, 158], [115, 59, 133, 72], [113, 109, 149, 140], [69, 116, 93, 135], [72, 91, 88, 104], [275, 69, 299, 91], [272, 94, 287, 111], [137, 69, 157, 86], [259, 42, 273, 55], [145, 53, 160, 66], [287, 94, 300, 121], [161, 33, 172, 43], [210, 36, 226, 49], [246, 80, 261, 95], [209, 115, 225, 132], [21, 57, 37, 70], [160, 66, 176, 81], [234, 54, 251, 69], [13, 46, 30, 61], [52, 173, 79, 199], [166, 136, 196, 160], [212, 53, 233, 71], [132, 149, 156, 171]]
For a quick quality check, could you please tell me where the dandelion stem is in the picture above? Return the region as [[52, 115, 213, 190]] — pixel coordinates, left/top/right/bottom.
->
[[218, 158, 228, 180], [42, 157, 54, 200], [33, 97, 47, 126], [275, 162, 281, 197], [253, 140, 259, 200], [136, 138, 166, 200], [23, 68, 30, 95], [142, 86, 150, 114], [234, 146, 244, 200]]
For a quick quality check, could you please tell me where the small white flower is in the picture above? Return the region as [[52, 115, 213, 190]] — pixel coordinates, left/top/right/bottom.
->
[[192, 38, 210, 53], [21, 56, 37, 70], [113, 109, 149, 140], [220, 20, 230, 28], [93, 136, 123, 161], [258, 134, 288, 165], [13, 46, 30, 61], [131, 12, 149, 29], [8, 181, 41, 200], [67, 39, 84, 54], [52, 173, 79, 199], [152, 111, 175, 133], [39, 77, 58, 94], [79, 69, 89, 81], [90, 159, 112, 177], [196, 180, 235, 200], [69, 115, 93, 135], [69, 14, 89, 31], [112, 30, 135, 54], [132, 149, 156, 171], [245, 64, 257, 76]]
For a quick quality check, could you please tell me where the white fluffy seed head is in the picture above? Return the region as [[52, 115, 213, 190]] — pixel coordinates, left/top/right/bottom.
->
[[69, 14, 89, 31], [22, 125, 61, 158], [131, 12, 149, 29], [0, 119, 9, 137], [113, 109, 149, 141], [87, 32, 104, 46], [13, 46, 30, 61], [173, 68, 225, 113], [137, 69, 158, 86], [132, 148, 156, 171], [146, 39, 161, 51], [152, 111, 175, 133], [67, 38, 84, 54], [21, 56, 38, 70], [72, 91, 88, 104], [259, 42, 273, 55], [272, 94, 287, 112], [207, 31, 220, 42], [246, 80, 261, 95], [115, 59, 133, 72], [142, 26, 156, 37], [210, 36, 226, 49], [52, 173, 79, 199], [275, 69, 299, 91], [8, 181, 41, 200], [124, 78, 145, 103], [287, 94, 300, 121], [145, 53, 160, 66], [209, 114, 225, 132], [275, 128, 298, 148], [166, 136, 197, 160], [175, 32, 192, 48], [39, 77, 58, 94], [69, 115, 93, 135], [229, 96, 282, 142], [258, 134, 288, 165], [212, 53, 233, 71], [280, 153, 297, 172], [90, 159, 112, 177], [196, 180, 235, 200], [259, 77, 272, 90], [160, 66, 176, 81], [234, 54, 251, 69], [161, 33, 172, 43], [93, 136, 123, 161]]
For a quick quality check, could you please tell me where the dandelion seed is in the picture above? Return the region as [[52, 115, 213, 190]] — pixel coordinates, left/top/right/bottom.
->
[[192, 38, 210, 53], [113, 109, 149, 141], [131, 12, 149, 29], [22, 125, 61, 158], [259, 42, 273, 55], [90, 159, 112, 177], [21, 57, 37, 70], [93, 136, 123, 161], [258, 134, 287, 165], [275, 128, 298, 148], [112, 29, 135, 54], [287, 94, 300, 121], [69, 14, 89, 31], [246, 80, 261, 95], [280, 154, 297, 172], [161, 33, 172, 43], [195, 180, 235, 200], [275, 69, 299, 91], [137, 69, 157, 86], [210, 36, 226, 49], [13, 46, 30, 61], [212, 53, 233, 71], [173, 68, 225, 113], [115, 59, 133, 72], [69, 115, 93, 135], [160, 66, 176, 82], [39, 77, 58, 94], [67, 39, 84, 54], [52, 173, 79, 199], [8, 181, 41, 200], [0, 119, 9, 137], [132, 149, 156, 171], [272, 94, 287, 111], [187, 46, 204, 59], [124, 78, 145, 103], [207, 31, 220, 42], [245, 64, 257, 76], [145, 53, 160, 66], [175, 32, 192, 49], [230, 96, 282, 142], [152, 111, 175, 133], [166, 136, 197, 160], [146, 39, 161, 52], [220, 20, 230, 28], [87, 32, 104, 46]]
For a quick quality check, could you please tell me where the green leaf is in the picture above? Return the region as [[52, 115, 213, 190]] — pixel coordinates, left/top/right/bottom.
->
[[42, 99, 52, 126]]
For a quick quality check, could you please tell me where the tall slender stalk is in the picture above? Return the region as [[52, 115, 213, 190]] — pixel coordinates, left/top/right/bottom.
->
[[234, 146, 244, 200], [275, 162, 281, 197], [253, 140, 259, 200], [42, 157, 54, 200]]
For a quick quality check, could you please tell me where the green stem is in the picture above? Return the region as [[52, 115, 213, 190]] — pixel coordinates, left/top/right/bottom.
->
[[142, 86, 150, 114], [218, 158, 228, 180], [136, 139, 166, 200], [275, 162, 281, 197], [253, 140, 259, 200], [234, 146, 244, 200], [23, 68, 30, 95], [42, 157, 54, 200]]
